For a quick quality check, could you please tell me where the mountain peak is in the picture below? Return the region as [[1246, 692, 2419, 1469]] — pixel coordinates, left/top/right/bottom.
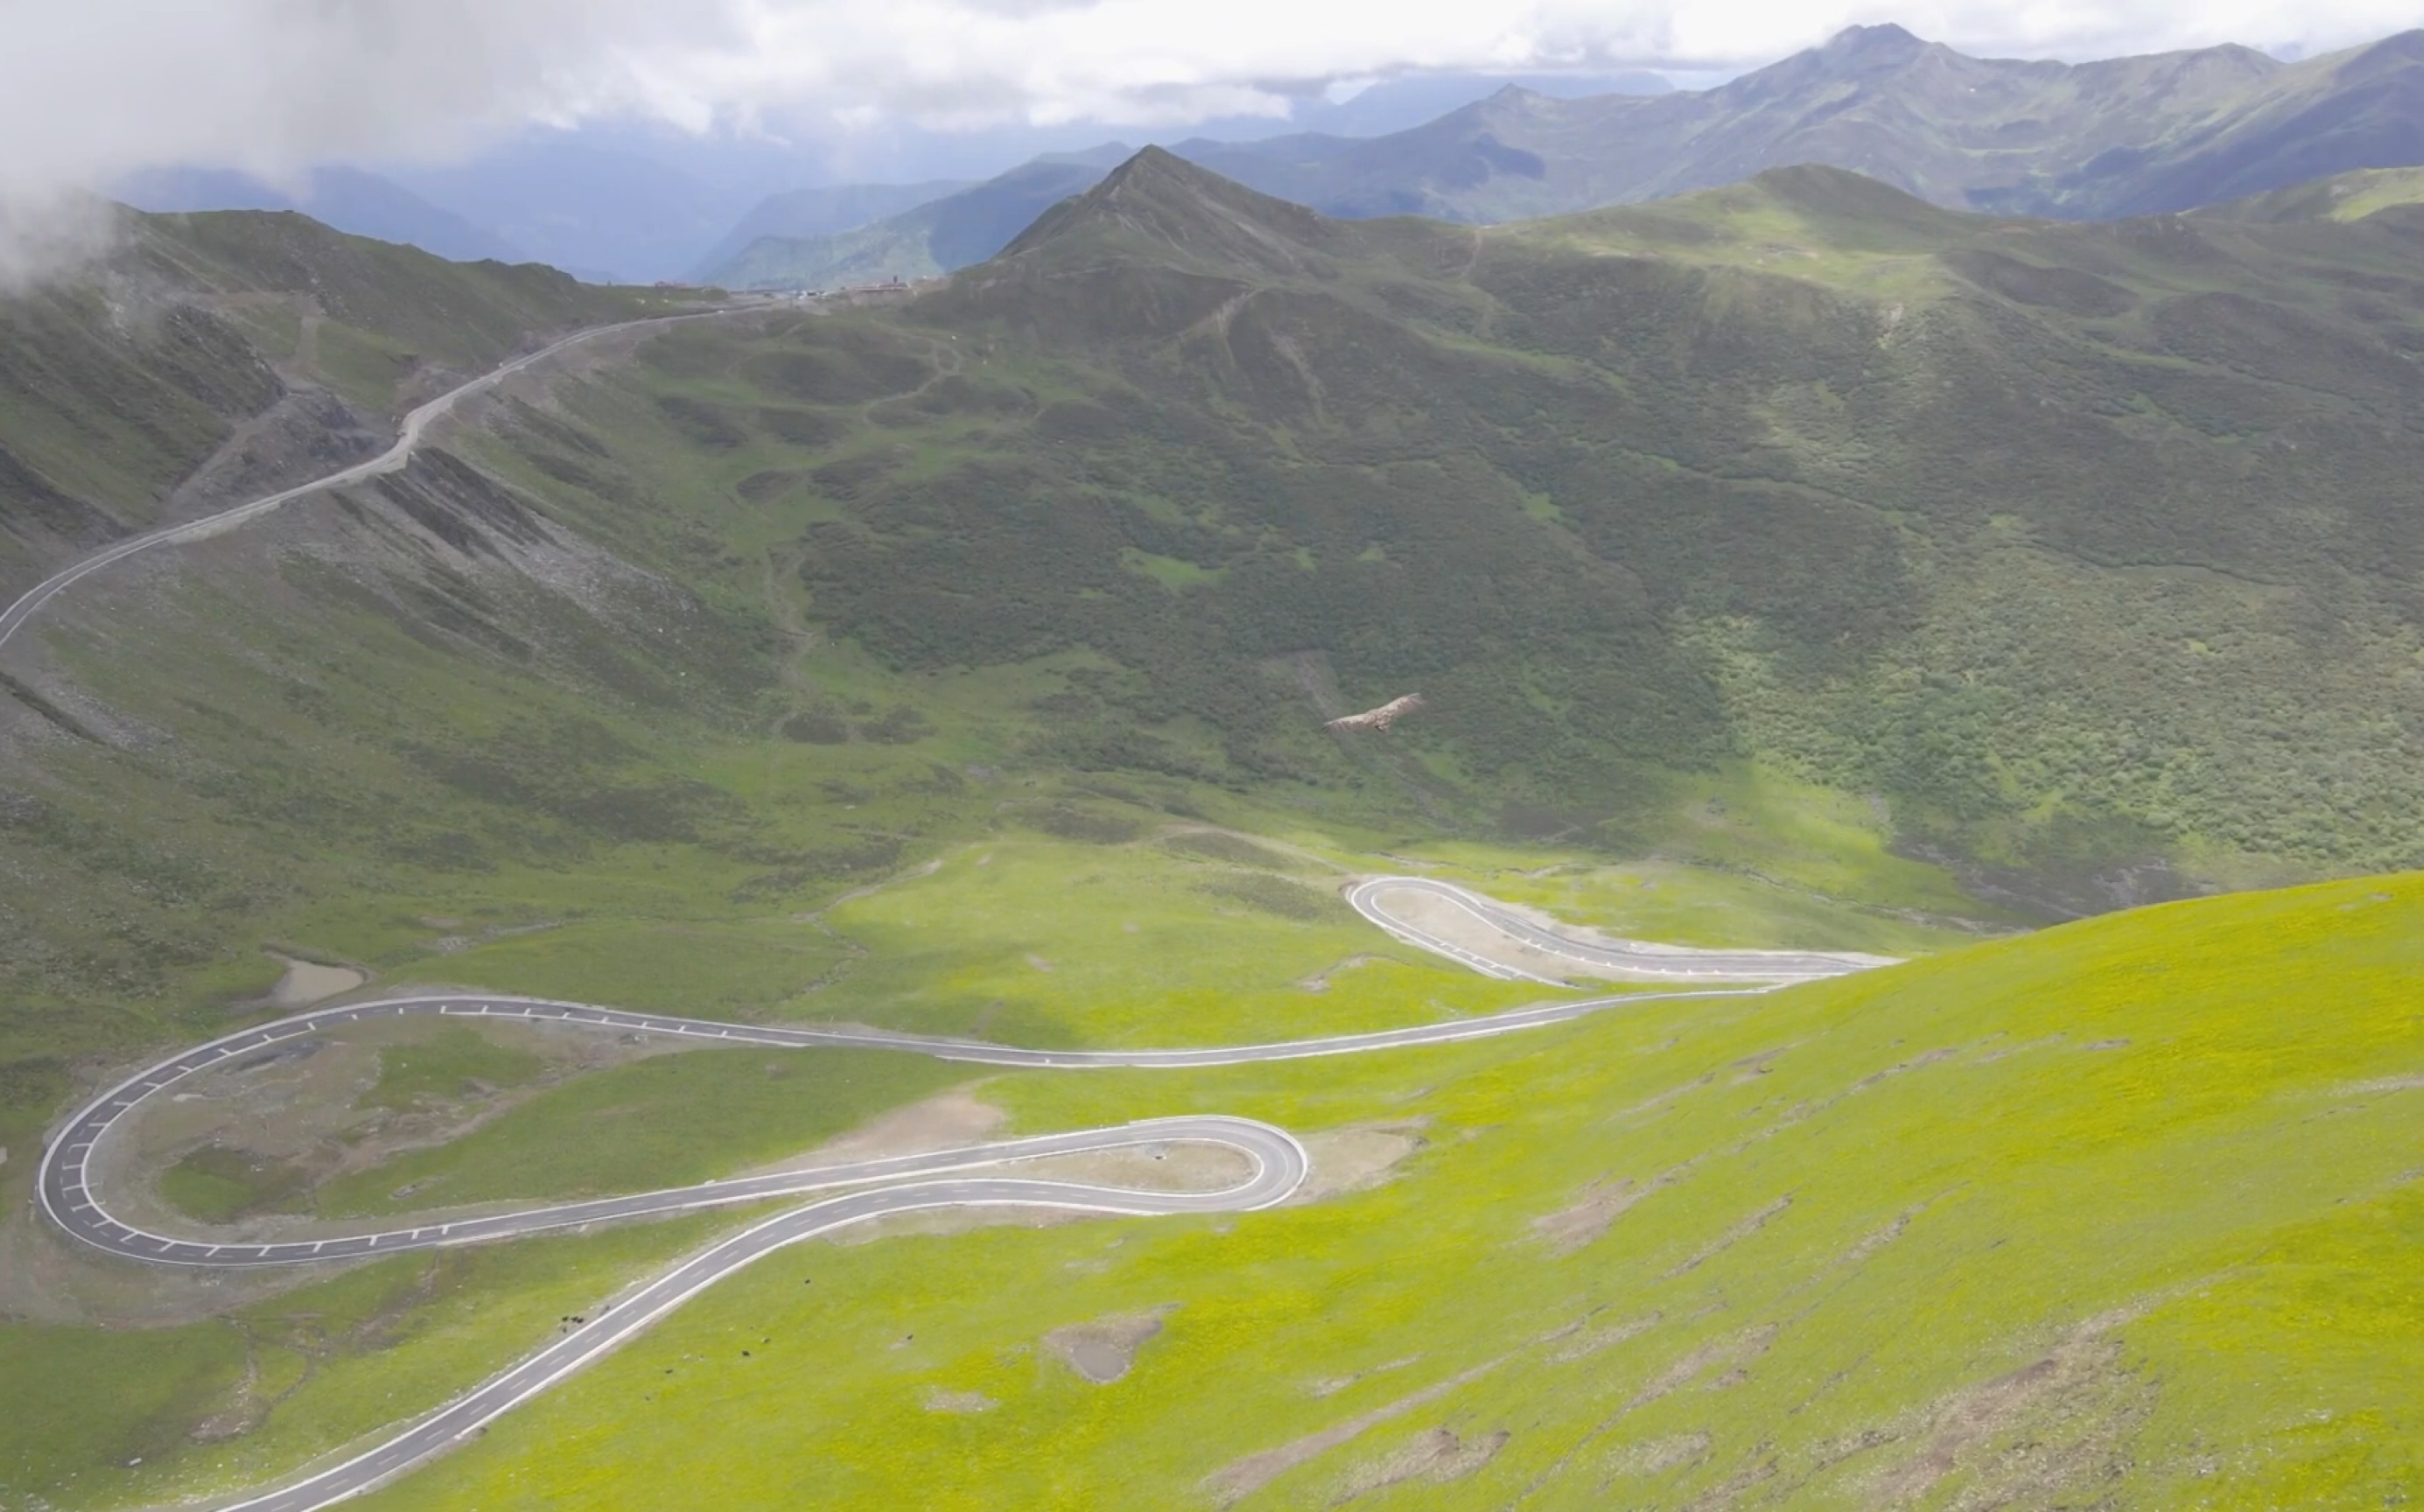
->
[[998, 146, 1333, 274], [1818, 22, 1931, 67]]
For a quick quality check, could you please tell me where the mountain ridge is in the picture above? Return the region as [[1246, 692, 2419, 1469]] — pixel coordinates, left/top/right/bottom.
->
[[719, 24, 2424, 296], [705, 146, 1136, 289], [1177, 24, 2424, 224]]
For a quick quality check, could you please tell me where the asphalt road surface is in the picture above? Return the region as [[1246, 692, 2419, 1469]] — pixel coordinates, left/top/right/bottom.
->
[[39, 913, 1839, 1511], [0, 307, 740, 657], [1347, 876, 1892, 984]]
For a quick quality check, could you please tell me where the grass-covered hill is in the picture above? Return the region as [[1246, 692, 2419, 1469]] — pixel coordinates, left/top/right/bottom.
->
[[660, 148, 2424, 901], [0, 204, 655, 599], [1, 152, 2421, 1512], [11, 149, 2424, 1138]]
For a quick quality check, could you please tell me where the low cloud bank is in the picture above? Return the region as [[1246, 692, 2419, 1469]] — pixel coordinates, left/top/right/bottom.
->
[[1, 0, 2413, 279]]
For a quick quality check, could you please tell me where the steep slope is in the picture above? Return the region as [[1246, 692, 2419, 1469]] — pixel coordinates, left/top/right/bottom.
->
[[705, 148, 1132, 290], [289, 870, 2424, 1512], [858, 150, 2424, 895], [5, 162, 2424, 1512], [1176, 24, 2424, 223], [0, 206, 649, 599]]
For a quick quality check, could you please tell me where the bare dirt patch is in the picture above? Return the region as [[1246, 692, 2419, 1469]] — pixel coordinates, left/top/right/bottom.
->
[[1309, 1356, 1420, 1399], [1855, 1309, 2157, 1508], [1834, 1199, 1942, 1271], [921, 1387, 998, 1414], [1369, 883, 1893, 984], [1297, 955, 1386, 993], [1629, 1325, 1779, 1410], [2339, 1073, 2424, 1096], [1376, 886, 1600, 982], [1014, 1140, 1256, 1194], [1549, 1311, 1661, 1363], [1339, 1425, 1509, 1502], [1530, 1172, 1678, 1256], [1043, 1307, 1171, 1383], [742, 1086, 1002, 1175], [1603, 1430, 1713, 1480], [1293, 1121, 1427, 1202], [264, 955, 367, 1008], [1664, 1195, 1793, 1278], [1205, 1358, 1507, 1506]]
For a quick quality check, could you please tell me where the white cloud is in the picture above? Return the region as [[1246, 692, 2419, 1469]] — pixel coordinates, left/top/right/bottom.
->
[[643, 0, 2424, 130], [0, 0, 2417, 273]]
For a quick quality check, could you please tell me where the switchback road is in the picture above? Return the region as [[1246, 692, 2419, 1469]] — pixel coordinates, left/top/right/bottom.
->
[[39, 901, 1861, 1512], [1347, 876, 1894, 984]]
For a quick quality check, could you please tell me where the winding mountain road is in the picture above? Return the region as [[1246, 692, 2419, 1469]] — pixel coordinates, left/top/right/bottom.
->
[[39, 914, 1866, 1512], [1347, 876, 1894, 984], [0, 306, 741, 657], [9, 298, 1895, 1511]]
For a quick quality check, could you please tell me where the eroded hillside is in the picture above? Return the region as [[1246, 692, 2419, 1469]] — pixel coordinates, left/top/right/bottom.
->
[[0, 206, 651, 599]]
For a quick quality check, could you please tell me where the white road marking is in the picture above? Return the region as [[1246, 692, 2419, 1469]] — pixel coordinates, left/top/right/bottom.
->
[[33, 877, 1888, 1511]]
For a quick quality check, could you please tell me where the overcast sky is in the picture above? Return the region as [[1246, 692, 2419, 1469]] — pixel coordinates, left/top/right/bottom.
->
[[2, 0, 2419, 215]]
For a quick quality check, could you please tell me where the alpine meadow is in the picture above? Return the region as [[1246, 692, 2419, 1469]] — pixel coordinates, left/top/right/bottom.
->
[[3, 18, 2424, 1512]]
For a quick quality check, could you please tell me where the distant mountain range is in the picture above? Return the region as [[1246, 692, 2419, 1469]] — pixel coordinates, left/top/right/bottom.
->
[[704, 149, 1137, 290], [703, 24, 2424, 290], [1179, 24, 2424, 222], [114, 25, 2424, 289], [690, 69, 1675, 287], [683, 179, 977, 282]]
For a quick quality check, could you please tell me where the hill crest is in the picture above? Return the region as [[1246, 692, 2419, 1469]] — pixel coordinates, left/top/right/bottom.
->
[[998, 146, 1336, 276]]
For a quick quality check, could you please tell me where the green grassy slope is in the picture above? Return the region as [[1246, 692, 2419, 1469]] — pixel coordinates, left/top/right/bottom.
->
[[0, 823, 1952, 1510], [21, 146, 2424, 1152], [4, 160, 2422, 1510], [862, 151, 2424, 894], [0, 205, 658, 597], [0, 255, 1979, 1508], [284, 871, 2424, 1512]]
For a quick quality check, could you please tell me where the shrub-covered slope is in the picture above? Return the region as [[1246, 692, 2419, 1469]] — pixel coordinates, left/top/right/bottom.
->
[[764, 149, 2424, 894]]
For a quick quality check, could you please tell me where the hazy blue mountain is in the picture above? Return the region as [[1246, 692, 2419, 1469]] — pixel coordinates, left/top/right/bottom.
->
[[704, 146, 1133, 290], [383, 139, 761, 283], [685, 179, 974, 283], [683, 71, 1672, 285], [110, 165, 527, 264], [1172, 24, 2424, 224], [1287, 68, 1673, 136]]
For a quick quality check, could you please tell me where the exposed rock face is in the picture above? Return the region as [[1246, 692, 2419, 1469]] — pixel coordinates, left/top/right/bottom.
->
[[1326, 694, 1424, 733]]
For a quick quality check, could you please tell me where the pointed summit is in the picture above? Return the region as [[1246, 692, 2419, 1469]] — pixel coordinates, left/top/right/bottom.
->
[[998, 146, 1336, 278], [1819, 22, 1930, 67], [938, 149, 1367, 341]]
